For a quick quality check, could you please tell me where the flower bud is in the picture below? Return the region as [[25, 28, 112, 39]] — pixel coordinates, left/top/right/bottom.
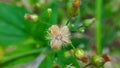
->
[[69, 49, 74, 55], [64, 51, 71, 58], [102, 54, 111, 62], [35, 3, 41, 8], [83, 18, 96, 27], [91, 18, 96, 23], [47, 8, 52, 17], [75, 49, 85, 59], [92, 55, 104, 67], [72, 0, 81, 10], [78, 27, 85, 33], [64, 49, 74, 58], [81, 56, 89, 63], [24, 14, 31, 20], [33, 3, 41, 13], [24, 14, 39, 22], [70, 24, 75, 30], [83, 19, 91, 27], [52, 64, 60, 68], [70, 0, 81, 17]]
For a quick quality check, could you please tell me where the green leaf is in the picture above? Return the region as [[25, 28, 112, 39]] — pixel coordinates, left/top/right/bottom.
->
[[0, 45, 47, 68], [39, 51, 54, 68], [0, 3, 32, 45]]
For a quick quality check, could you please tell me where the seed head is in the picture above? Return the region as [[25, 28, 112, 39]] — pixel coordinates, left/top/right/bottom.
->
[[48, 25, 71, 50]]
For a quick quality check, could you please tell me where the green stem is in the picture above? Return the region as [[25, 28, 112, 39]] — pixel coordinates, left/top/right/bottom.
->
[[66, 16, 72, 25], [0, 48, 47, 66], [70, 44, 81, 68], [70, 43, 76, 50], [96, 0, 102, 55]]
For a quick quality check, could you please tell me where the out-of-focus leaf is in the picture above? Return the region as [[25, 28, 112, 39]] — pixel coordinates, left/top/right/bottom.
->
[[0, 3, 39, 67], [0, 45, 47, 68], [102, 26, 116, 47], [38, 51, 53, 68], [2, 55, 37, 68], [0, 3, 32, 45]]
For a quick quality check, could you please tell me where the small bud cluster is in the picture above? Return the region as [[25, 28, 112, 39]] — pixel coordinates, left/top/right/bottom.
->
[[70, 18, 96, 33], [64, 48, 89, 64], [64, 48, 111, 68], [74, 49, 89, 63], [74, 50, 111, 67], [91, 54, 111, 67], [79, 18, 96, 33]]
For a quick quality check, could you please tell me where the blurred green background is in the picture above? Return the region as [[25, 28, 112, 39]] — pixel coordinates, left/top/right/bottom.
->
[[0, 0, 120, 68]]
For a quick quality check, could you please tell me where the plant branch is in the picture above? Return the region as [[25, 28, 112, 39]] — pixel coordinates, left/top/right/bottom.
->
[[70, 43, 76, 50]]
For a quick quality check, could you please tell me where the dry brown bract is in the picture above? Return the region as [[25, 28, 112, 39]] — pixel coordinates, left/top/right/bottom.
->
[[48, 25, 71, 50]]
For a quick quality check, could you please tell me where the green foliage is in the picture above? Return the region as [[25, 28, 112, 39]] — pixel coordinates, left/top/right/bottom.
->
[[0, 3, 32, 45], [0, 0, 119, 68], [39, 50, 81, 68], [0, 3, 41, 67], [0, 1, 60, 67]]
